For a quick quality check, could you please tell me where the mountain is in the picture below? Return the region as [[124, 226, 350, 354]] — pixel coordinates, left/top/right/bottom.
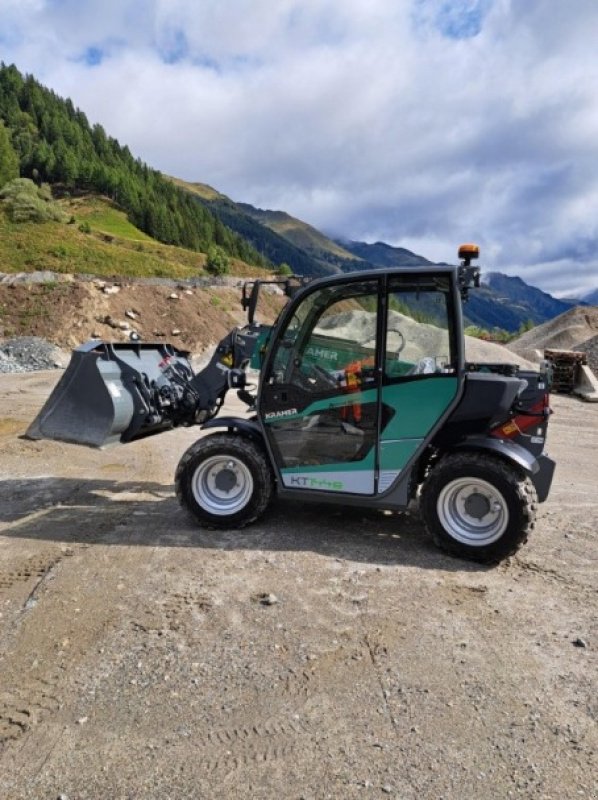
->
[[337, 239, 433, 268], [235, 206, 355, 261], [179, 182, 437, 277], [484, 272, 574, 318], [470, 272, 573, 330], [175, 179, 375, 277], [237, 204, 361, 271], [171, 180, 340, 277], [582, 288, 598, 305], [333, 240, 572, 332]]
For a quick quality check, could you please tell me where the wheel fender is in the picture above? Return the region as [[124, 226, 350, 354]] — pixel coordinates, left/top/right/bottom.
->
[[201, 416, 265, 446], [452, 436, 538, 475]]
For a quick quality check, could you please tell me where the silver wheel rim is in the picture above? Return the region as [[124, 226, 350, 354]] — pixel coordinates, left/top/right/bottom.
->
[[437, 477, 508, 546], [191, 455, 253, 516]]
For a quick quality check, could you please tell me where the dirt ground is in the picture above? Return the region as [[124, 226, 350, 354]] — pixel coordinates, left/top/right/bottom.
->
[[0, 371, 596, 800], [0, 277, 285, 356]]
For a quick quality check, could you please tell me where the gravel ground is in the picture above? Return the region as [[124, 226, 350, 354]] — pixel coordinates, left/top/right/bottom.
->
[[0, 371, 596, 800]]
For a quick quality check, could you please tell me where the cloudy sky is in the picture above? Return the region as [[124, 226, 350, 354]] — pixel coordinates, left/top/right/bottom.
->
[[1, 0, 597, 296]]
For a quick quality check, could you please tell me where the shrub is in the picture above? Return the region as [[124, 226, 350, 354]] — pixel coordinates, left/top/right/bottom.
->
[[206, 245, 230, 276], [464, 325, 489, 339], [48, 245, 68, 259], [464, 324, 513, 342], [0, 178, 66, 223]]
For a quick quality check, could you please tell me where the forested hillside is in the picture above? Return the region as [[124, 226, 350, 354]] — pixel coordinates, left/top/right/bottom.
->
[[0, 63, 268, 268]]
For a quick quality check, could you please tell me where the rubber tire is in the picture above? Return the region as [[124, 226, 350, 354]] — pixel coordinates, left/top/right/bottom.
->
[[420, 451, 537, 564], [175, 433, 274, 529]]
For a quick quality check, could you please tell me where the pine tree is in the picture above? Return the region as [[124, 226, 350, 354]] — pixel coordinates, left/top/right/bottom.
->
[[0, 120, 19, 187]]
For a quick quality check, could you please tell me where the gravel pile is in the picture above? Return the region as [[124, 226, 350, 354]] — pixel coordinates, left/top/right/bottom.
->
[[574, 334, 598, 374], [508, 306, 598, 363], [0, 336, 68, 373]]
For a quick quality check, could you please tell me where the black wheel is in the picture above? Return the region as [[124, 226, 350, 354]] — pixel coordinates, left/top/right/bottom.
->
[[175, 433, 274, 529], [420, 452, 537, 563]]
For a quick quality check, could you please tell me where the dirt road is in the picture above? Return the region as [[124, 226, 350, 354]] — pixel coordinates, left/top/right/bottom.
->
[[0, 371, 596, 799]]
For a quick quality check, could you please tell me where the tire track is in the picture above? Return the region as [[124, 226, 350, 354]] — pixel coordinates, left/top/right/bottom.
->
[[131, 589, 214, 635], [195, 717, 311, 778], [0, 551, 63, 592], [0, 676, 60, 745]]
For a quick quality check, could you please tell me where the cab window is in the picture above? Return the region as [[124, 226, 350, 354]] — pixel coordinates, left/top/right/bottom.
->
[[385, 275, 455, 379]]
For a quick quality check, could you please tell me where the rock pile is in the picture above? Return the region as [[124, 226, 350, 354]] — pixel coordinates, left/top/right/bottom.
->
[[0, 336, 68, 374]]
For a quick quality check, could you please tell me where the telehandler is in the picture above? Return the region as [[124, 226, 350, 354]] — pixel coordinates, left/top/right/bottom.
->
[[27, 245, 555, 563]]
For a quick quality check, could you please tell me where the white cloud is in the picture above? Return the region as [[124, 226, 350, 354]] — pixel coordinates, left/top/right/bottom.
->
[[1, 0, 597, 295]]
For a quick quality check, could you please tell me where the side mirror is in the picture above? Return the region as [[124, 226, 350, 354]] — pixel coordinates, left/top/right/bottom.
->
[[247, 281, 260, 325], [240, 281, 261, 323]]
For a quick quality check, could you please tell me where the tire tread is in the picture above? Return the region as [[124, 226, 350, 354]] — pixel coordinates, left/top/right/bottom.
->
[[421, 451, 537, 563], [175, 433, 273, 530]]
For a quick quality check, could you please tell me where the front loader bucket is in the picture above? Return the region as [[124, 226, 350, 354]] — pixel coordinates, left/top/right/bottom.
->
[[25, 340, 194, 448]]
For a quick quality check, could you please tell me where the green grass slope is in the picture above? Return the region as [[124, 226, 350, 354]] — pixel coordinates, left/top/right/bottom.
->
[[168, 178, 228, 202], [0, 195, 267, 280]]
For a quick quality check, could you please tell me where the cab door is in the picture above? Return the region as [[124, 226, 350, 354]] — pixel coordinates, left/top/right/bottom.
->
[[378, 273, 460, 492], [258, 279, 381, 495]]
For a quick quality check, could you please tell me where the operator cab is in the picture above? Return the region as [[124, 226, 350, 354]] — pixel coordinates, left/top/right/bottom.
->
[[258, 267, 462, 497]]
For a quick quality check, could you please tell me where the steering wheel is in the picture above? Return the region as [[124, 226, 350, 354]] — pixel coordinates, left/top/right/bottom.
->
[[354, 327, 405, 357], [386, 324, 405, 356]]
